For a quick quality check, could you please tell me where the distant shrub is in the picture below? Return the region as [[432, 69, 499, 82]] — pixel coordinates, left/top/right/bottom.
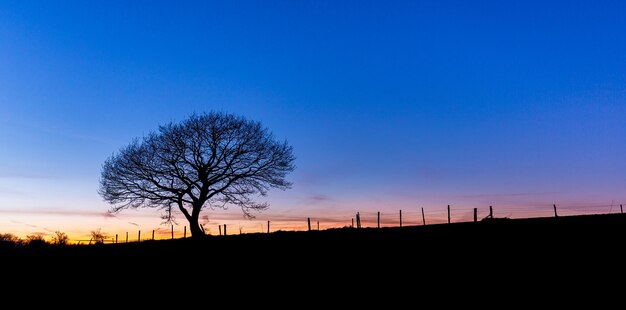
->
[[0, 233, 22, 250], [52, 231, 69, 246], [0, 233, 20, 243], [90, 228, 109, 244], [25, 234, 48, 247]]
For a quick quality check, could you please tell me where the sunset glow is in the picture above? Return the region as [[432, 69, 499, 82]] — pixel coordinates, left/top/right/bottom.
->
[[1, 1, 625, 242]]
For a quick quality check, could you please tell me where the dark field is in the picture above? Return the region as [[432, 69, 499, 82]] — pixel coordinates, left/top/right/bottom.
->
[[4, 213, 625, 296], [4, 214, 625, 269]]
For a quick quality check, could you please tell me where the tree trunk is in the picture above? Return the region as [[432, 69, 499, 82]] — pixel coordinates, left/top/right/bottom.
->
[[188, 205, 205, 237], [187, 217, 204, 237]]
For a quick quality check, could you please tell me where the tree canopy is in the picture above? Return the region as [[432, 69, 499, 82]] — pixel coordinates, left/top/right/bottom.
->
[[99, 112, 295, 237]]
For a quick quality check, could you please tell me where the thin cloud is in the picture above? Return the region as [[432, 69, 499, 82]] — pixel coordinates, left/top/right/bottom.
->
[[1, 209, 113, 218], [304, 194, 332, 205], [10, 220, 55, 233], [128, 222, 139, 226], [454, 192, 554, 198], [27, 231, 53, 237], [11, 220, 39, 228]]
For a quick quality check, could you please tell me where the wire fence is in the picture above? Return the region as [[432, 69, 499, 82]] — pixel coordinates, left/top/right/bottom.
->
[[70, 203, 624, 244]]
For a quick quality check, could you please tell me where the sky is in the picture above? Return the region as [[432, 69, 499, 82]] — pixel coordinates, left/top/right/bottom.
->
[[1, 0, 625, 241]]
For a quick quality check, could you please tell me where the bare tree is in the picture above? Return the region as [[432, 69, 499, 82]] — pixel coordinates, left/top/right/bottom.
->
[[90, 228, 108, 244], [99, 112, 296, 237], [52, 231, 69, 245]]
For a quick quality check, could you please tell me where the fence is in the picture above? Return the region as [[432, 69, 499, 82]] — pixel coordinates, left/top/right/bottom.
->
[[69, 203, 624, 244]]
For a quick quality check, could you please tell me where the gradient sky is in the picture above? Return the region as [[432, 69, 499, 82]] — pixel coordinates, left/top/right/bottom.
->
[[1, 1, 625, 241]]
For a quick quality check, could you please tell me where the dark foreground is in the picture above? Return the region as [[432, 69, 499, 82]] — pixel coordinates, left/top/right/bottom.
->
[[4, 213, 625, 291]]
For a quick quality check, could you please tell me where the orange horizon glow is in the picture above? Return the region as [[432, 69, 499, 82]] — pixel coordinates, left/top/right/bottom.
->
[[3, 202, 622, 244]]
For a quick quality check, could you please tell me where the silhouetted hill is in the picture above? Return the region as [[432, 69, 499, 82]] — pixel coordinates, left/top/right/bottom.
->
[[4, 213, 625, 288]]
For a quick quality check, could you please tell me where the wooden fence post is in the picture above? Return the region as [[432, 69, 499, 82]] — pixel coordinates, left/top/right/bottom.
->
[[447, 205, 451, 224], [489, 205, 493, 218], [224, 224, 227, 236], [377, 212, 380, 228], [152, 230, 155, 240], [422, 207, 426, 226], [553, 204, 558, 218], [351, 218, 354, 228], [474, 208, 477, 223], [621, 204, 623, 214], [400, 210, 403, 227], [317, 221, 320, 231], [126, 232, 128, 243], [171, 225, 174, 239], [219, 225, 222, 236], [356, 212, 361, 228], [267, 221, 270, 233], [115, 234, 118, 244], [138, 230, 141, 242], [184, 226, 187, 238], [308, 218, 311, 231]]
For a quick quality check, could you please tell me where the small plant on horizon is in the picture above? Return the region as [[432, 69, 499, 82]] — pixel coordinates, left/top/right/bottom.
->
[[52, 231, 69, 246], [0, 233, 20, 243], [0, 233, 22, 249], [25, 233, 48, 246], [90, 228, 108, 244]]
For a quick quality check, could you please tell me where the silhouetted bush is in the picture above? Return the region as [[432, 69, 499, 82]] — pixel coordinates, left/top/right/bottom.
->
[[90, 228, 108, 244], [25, 234, 48, 247], [0, 233, 21, 250], [52, 231, 69, 246]]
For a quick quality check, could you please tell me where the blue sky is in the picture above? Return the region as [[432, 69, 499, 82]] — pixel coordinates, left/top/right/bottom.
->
[[1, 1, 625, 238]]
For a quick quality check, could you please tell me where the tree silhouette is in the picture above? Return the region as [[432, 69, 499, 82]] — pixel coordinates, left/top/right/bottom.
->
[[90, 228, 108, 244], [99, 112, 295, 237], [25, 233, 48, 247], [52, 231, 69, 245], [0, 233, 21, 249]]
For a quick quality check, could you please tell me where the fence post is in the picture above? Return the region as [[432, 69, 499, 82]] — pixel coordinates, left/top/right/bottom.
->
[[184, 226, 187, 238], [400, 210, 403, 227], [377, 212, 380, 228], [553, 204, 558, 218], [171, 225, 174, 239], [115, 234, 118, 244], [422, 207, 426, 226], [474, 208, 477, 223], [447, 205, 451, 224], [219, 225, 222, 236], [138, 230, 141, 242], [308, 218, 311, 231], [317, 221, 320, 231], [126, 232, 128, 243], [267, 221, 270, 233], [621, 204, 623, 214], [224, 224, 227, 236], [356, 212, 361, 228], [152, 230, 155, 240], [351, 218, 354, 228]]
